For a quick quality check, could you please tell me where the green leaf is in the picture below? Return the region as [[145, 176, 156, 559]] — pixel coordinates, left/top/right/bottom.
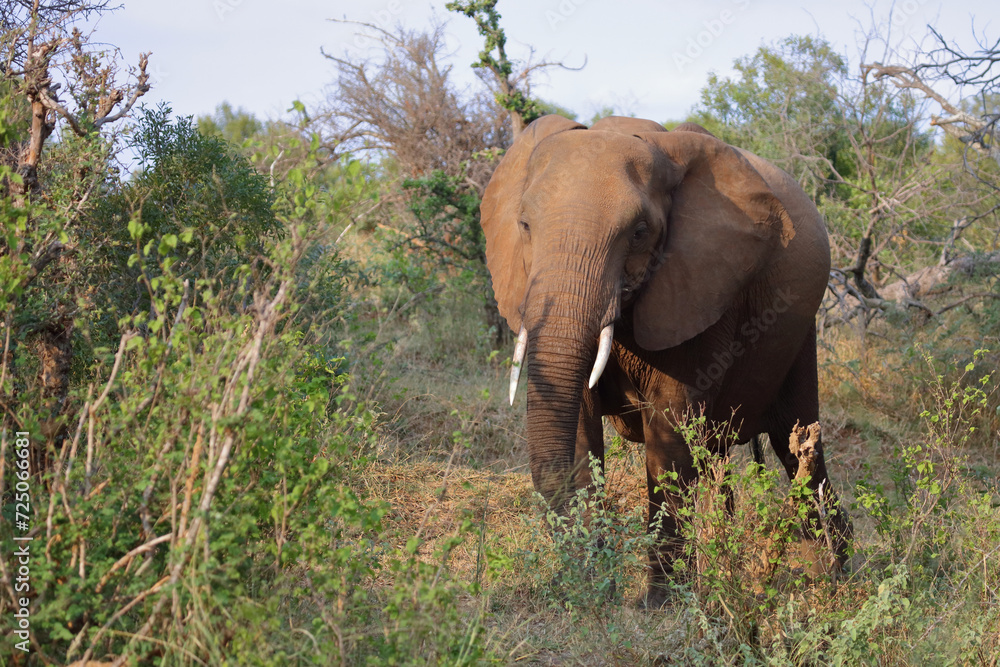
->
[[127, 216, 143, 240], [158, 234, 178, 255]]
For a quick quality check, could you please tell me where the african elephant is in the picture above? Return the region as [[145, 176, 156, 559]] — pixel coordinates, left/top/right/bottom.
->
[[481, 114, 850, 605]]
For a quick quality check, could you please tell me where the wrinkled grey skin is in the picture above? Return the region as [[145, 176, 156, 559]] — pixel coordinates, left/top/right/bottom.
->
[[482, 114, 850, 606]]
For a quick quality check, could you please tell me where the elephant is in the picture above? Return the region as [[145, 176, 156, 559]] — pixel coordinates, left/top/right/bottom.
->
[[481, 114, 850, 606]]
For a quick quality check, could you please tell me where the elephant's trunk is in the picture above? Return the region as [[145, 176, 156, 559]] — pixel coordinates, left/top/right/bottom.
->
[[522, 255, 617, 510], [510, 322, 611, 404]]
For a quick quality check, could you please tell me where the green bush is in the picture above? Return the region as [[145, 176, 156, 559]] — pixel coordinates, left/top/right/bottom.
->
[[0, 104, 499, 662]]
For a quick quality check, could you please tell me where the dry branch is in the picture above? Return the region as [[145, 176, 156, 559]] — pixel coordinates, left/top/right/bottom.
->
[[323, 19, 507, 188], [753, 421, 839, 580], [824, 251, 1000, 328], [864, 62, 999, 163]]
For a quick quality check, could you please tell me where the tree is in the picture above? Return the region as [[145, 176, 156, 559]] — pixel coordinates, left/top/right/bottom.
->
[[88, 105, 281, 333], [693, 29, 997, 325], [323, 20, 506, 186], [446, 0, 584, 137], [915, 26, 999, 173], [864, 27, 999, 262], [445, 0, 539, 136], [831, 60, 936, 301], [1, 2, 150, 453], [197, 100, 264, 146], [322, 19, 509, 341], [831, 24, 1000, 317], [0, 0, 113, 76], [693, 35, 851, 200], [4, 21, 148, 200]]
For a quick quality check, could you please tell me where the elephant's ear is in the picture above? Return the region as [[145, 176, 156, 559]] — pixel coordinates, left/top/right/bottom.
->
[[632, 130, 796, 351], [481, 114, 586, 332]]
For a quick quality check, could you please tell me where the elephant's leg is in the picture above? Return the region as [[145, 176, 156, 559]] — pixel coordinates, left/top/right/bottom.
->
[[765, 327, 852, 570], [641, 413, 697, 606], [764, 326, 832, 486]]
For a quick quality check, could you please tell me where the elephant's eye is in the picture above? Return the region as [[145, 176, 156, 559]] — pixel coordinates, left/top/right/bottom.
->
[[519, 220, 530, 235], [630, 221, 649, 246]]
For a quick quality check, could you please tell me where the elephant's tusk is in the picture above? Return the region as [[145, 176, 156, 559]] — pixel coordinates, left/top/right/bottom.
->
[[588, 324, 614, 389], [509, 326, 528, 405]]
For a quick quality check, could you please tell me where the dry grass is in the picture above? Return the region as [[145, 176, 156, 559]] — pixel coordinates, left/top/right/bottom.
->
[[354, 409, 888, 663], [337, 259, 1000, 662]]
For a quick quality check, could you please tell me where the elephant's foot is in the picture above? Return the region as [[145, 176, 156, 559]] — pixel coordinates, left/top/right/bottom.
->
[[636, 550, 687, 610], [635, 582, 673, 610], [809, 501, 854, 575]]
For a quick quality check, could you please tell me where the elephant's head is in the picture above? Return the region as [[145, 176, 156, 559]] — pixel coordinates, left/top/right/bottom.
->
[[481, 114, 795, 502]]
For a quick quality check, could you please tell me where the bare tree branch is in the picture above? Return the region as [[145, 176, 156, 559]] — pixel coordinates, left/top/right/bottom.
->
[[322, 18, 507, 187]]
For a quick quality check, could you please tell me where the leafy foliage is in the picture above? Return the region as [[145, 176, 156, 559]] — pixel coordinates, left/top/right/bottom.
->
[[446, 0, 544, 128], [196, 100, 264, 146], [694, 35, 853, 199], [76, 104, 281, 351], [402, 169, 485, 268]]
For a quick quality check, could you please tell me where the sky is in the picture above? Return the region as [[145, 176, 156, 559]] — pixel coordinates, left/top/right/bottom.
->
[[85, 0, 994, 126]]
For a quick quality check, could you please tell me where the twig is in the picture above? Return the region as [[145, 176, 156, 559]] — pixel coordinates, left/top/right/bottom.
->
[[268, 149, 284, 188], [333, 222, 354, 247], [81, 575, 170, 665], [176, 422, 204, 542], [18, 240, 69, 291], [85, 331, 137, 495], [934, 292, 1000, 316], [102, 278, 293, 661], [95, 534, 172, 593], [0, 310, 12, 397]]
